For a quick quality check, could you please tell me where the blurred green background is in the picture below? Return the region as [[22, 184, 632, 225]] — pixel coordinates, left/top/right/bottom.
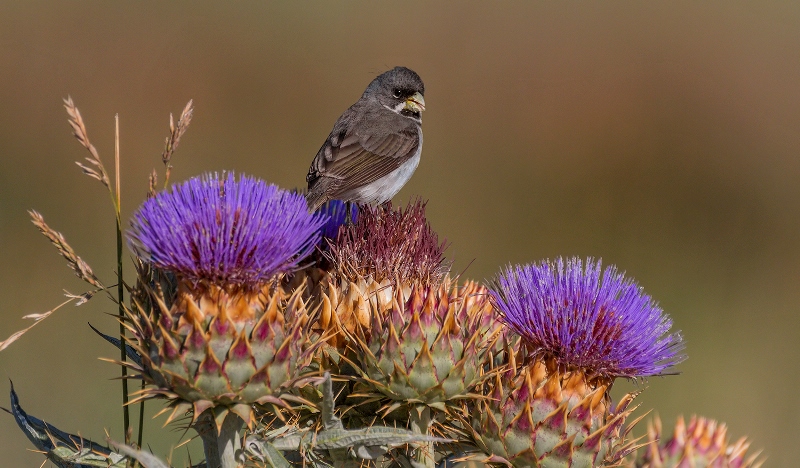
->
[[1, 2, 798, 466]]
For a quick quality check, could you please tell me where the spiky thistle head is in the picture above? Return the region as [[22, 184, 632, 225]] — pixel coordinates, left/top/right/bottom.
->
[[312, 200, 453, 350], [339, 278, 501, 408], [128, 172, 327, 292], [469, 345, 640, 467], [326, 200, 450, 286], [124, 173, 328, 425], [492, 257, 685, 381], [631, 415, 764, 468]]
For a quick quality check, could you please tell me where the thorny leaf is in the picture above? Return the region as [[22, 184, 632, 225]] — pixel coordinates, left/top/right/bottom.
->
[[243, 439, 292, 468], [247, 373, 451, 464], [316, 426, 450, 454], [107, 440, 171, 468], [320, 371, 342, 431], [3, 381, 127, 467], [89, 323, 143, 367], [248, 426, 448, 463]]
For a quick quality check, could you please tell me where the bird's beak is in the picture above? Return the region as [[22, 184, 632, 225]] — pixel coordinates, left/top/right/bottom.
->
[[404, 92, 426, 113]]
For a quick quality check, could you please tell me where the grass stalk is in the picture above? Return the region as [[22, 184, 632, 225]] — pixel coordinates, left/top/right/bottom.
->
[[114, 114, 131, 446], [137, 379, 145, 451]]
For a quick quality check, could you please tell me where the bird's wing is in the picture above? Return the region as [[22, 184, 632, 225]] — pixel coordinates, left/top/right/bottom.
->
[[307, 117, 420, 197]]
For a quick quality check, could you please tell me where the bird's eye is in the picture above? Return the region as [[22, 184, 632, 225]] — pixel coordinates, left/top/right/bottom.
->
[[392, 89, 402, 98]]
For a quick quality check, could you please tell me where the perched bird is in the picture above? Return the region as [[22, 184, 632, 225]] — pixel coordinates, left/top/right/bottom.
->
[[306, 67, 425, 211]]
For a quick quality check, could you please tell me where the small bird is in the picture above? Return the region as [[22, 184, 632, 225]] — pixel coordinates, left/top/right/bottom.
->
[[305, 67, 425, 211]]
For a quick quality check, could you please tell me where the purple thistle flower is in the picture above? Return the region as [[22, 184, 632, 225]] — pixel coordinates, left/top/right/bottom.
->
[[315, 200, 357, 241], [492, 257, 685, 379], [326, 200, 450, 285], [127, 173, 328, 290]]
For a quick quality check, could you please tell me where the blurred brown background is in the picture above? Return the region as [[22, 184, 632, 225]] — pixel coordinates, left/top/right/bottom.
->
[[0, 2, 798, 466]]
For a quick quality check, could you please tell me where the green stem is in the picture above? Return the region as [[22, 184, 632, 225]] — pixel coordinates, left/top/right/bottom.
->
[[196, 411, 244, 468], [113, 114, 130, 448], [117, 216, 129, 446], [409, 405, 434, 468], [136, 380, 145, 450]]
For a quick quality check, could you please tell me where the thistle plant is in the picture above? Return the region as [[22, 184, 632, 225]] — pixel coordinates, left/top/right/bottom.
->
[[460, 258, 685, 467], [1, 99, 764, 468], [124, 173, 328, 465], [627, 415, 764, 468]]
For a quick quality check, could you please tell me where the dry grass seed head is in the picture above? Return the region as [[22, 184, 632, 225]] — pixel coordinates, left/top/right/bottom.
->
[[29, 210, 103, 288], [162, 99, 194, 166], [63, 96, 110, 188]]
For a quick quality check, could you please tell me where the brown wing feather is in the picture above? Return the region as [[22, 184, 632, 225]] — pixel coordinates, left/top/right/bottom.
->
[[332, 131, 418, 179], [306, 106, 420, 208]]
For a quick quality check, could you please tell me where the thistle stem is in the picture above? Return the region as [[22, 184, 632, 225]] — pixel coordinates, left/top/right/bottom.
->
[[114, 114, 130, 446], [409, 405, 434, 468], [136, 380, 145, 451], [196, 411, 244, 468]]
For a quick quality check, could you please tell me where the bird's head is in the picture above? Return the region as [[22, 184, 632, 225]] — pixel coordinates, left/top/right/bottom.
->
[[366, 66, 426, 120]]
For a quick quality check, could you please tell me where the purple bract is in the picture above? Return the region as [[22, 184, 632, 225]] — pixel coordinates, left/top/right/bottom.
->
[[128, 173, 328, 289], [492, 257, 684, 378], [316, 200, 357, 241]]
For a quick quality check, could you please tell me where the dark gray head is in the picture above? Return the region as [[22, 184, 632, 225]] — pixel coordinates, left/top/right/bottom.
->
[[364, 66, 426, 119]]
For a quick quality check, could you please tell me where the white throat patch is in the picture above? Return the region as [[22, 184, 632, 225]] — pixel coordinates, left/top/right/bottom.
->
[[383, 102, 408, 114]]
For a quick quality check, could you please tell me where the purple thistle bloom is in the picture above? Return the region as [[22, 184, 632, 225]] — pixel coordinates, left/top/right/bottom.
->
[[492, 257, 685, 378], [326, 200, 450, 285], [128, 173, 328, 289], [316, 200, 357, 241]]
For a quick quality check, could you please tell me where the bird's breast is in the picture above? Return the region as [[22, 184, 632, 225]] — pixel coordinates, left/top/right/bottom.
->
[[352, 146, 421, 205]]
